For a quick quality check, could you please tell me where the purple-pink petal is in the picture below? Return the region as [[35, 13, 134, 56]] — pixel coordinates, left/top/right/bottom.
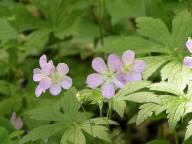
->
[[49, 84, 61, 96], [101, 82, 115, 99], [184, 56, 192, 68], [61, 76, 72, 89], [15, 117, 23, 130], [57, 63, 69, 75], [124, 73, 142, 82], [107, 54, 121, 72], [10, 112, 23, 130], [33, 74, 44, 82], [122, 50, 135, 65], [33, 68, 41, 74], [39, 78, 52, 89], [10, 112, 16, 123], [113, 74, 126, 88], [41, 63, 55, 75], [186, 38, 192, 53], [92, 57, 107, 73], [35, 85, 45, 97], [133, 60, 146, 73], [48, 60, 53, 65], [86, 73, 103, 88], [39, 55, 47, 68]]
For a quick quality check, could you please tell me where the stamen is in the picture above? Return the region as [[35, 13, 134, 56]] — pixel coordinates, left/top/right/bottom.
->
[[50, 71, 61, 84]]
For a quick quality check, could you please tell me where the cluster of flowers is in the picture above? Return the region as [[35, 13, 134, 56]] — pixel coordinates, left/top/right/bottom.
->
[[33, 50, 146, 99], [9, 38, 192, 132], [86, 50, 146, 98], [10, 50, 145, 131], [11, 38, 192, 131]]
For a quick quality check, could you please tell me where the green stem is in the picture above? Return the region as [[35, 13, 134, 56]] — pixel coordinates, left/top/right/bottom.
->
[[107, 99, 113, 128], [174, 131, 179, 144], [79, 102, 93, 135], [99, 107, 103, 117]]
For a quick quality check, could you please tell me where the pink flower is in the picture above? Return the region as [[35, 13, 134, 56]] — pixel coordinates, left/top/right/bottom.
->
[[184, 38, 192, 68], [33, 55, 72, 97], [119, 50, 146, 83], [10, 112, 23, 130], [86, 54, 124, 99], [186, 37, 192, 53]]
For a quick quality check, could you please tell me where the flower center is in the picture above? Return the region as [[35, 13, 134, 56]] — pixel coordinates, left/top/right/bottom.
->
[[122, 64, 132, 73], [50, 71, 61, 84], [103, 70, 115, 82]]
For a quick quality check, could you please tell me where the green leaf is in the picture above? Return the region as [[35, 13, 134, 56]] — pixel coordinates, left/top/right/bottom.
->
[[185, 119, 192, 140], [143, 82, 192, 131], [0, 80, 12, 96], [0, 127, 8, 142], [106, 0, 145, 24], [136, 103, 164, 125], [29, 0, 65, 24], [21, 28, 50, 58], [55, 11, 99, 38], [25, 29, 50, 48], [21, 89, 111, 144], [113, 100, 126, 117], [26, 106, 70, 122], [136, 17, 171, 46], [160, 61, 192, 91], [88, 118, 118, 125], [149, 82, 184, 96], [7, 2, 46, 31], [171, 11, 192, 49], [0, 117, 14, 132], [114, 81, 151, 99], [9, 130, 25, 139], [19, 123, 65, 144], [123, 92, 161, 104], [112, 81, 151, 118], [0, 127, 11, 144], [161, 95, 187, 129], [142, 56, 171, 80], [81, 118, 112, 143], [30, 0, 87, 26], [0, 96, 22, 115], [61, 126, 86, 144], [145, 0, 171, 24], [97, 36, 164, 54], [0, 18, 18, 43], [60, 88, 80, 116], [77, 89, 103, 109]]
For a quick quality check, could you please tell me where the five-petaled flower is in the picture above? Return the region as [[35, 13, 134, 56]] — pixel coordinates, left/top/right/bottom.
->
[[33, 55, 72, 97], [86, 54, 124, 99], [10, 112, 23, 130], [119, 50, 146, 84], [184, 37, 192, 68]]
